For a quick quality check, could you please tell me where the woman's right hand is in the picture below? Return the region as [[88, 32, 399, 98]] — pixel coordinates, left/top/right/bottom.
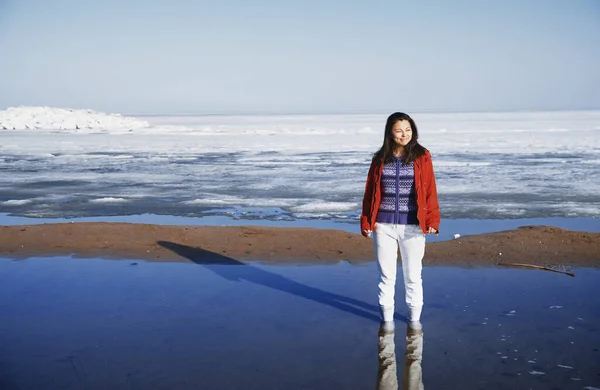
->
[[362, 229, 372, 238]]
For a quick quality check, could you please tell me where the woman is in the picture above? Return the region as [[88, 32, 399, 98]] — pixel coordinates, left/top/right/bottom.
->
[[361, 112, 440, 333]]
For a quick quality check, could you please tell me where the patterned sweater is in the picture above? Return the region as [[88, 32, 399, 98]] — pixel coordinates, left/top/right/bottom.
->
[[375, 156, 419, 225]]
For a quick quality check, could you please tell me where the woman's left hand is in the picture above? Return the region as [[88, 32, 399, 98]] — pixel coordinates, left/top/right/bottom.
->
[[426, 227, 438, 234]]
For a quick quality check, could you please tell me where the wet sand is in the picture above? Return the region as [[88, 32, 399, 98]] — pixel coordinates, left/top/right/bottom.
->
[[1, 222, 598, 266]]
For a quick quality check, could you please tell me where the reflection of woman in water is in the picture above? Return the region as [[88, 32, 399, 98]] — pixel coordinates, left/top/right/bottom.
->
[[361, 112, 440, 333], [377, 326, 424, 390], [401, 327, 424, 390]]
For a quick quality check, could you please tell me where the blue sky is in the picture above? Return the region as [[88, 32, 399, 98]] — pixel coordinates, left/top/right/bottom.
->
[[1, 0, 599, 114]]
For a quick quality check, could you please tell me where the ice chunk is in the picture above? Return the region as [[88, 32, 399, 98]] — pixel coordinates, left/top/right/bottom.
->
[[557, 365, 573, 369], [0, 106, 150, 132], [1, 199, 32, 206], [89, 197, 128, 203]]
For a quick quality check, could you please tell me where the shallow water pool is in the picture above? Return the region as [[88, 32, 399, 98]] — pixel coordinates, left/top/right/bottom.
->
[[0, 257, 598, 389]]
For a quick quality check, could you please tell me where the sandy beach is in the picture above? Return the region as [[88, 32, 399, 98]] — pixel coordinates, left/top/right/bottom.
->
[[1, 222, 598, 267]]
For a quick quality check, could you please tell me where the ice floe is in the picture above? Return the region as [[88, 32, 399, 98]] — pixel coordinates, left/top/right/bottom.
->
[[557, 364, 574, 369], [0, 106, 150, 132], [89, 197, 128, 203], [1, 199, 32, 206]]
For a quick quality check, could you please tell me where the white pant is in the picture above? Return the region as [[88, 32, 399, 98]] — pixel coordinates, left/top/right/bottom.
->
[[373, 223, 425, 322]]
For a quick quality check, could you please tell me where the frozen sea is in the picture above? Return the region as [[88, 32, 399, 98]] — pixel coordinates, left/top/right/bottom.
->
[[1, 110, 599, 222]]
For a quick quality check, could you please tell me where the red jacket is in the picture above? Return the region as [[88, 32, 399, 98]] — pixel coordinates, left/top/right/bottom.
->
[[361, 150, 440, 234]]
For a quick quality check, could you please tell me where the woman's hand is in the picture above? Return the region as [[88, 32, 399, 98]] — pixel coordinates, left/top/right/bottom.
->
[[362, 230, 372, 238], [426, 227, 438, 234]]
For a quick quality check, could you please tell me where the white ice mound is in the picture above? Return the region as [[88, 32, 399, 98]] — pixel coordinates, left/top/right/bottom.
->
[[0, 106, 150, 132]]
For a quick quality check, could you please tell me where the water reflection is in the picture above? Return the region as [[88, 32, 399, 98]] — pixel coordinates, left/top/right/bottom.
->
[[377, 327, 424, 390], [402, 328, 424, 390], [376, 328, 398, 390]]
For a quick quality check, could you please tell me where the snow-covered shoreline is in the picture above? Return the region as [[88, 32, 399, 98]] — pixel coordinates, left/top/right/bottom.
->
[[0, 106, 150, 132]]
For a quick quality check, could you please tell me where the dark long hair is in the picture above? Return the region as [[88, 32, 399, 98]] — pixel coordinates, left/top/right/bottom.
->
[[374, 112, 426, 165]]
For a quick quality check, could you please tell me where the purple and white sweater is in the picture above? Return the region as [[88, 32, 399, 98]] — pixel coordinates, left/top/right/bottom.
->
[[375, 156, 419, 225]]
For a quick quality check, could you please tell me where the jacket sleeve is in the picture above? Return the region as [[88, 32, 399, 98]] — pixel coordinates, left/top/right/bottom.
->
[[360, 158, 377, 232], [424, 152, 441, 232]]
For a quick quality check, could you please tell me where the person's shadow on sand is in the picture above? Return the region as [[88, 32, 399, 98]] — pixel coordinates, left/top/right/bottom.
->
[[157, 240, 382, 323]]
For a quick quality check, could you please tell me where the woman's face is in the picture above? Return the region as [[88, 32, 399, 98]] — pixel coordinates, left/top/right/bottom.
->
[[392, 120, 412, 147]]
